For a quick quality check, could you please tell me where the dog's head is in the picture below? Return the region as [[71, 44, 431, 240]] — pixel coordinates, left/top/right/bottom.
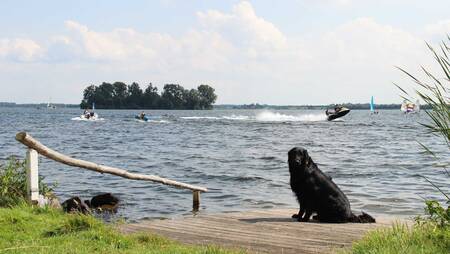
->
[[288, 147, 313, 175]]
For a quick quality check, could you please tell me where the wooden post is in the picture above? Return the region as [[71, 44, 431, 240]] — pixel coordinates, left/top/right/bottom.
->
[[26, 149, 39, 203], [193, 191, 200, 211]]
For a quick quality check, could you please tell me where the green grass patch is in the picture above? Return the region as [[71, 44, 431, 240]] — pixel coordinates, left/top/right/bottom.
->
[[345, 222, 450, 254], [0, 205, 244, 254]]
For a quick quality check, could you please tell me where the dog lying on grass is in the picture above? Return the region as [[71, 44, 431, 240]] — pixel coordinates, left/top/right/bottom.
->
[[288, 147, 375, 223]]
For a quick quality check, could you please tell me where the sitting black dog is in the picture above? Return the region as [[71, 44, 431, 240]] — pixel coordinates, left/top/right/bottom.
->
[[288, 147, 375, 223]]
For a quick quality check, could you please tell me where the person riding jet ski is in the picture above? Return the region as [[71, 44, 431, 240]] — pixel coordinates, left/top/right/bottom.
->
[[325, 105, 350, 121]]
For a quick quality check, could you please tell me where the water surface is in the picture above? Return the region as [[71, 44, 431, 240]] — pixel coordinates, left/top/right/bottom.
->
[[0, 108, 448, 221]]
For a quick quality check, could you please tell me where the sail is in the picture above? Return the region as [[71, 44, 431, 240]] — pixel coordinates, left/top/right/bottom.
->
[[400, 100, 407, 112], [370, 96, 375, 112], [414, 99, 420, 112], [92, 102, 95, 111]]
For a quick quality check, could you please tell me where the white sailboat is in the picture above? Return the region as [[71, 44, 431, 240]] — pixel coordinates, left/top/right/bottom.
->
[[401, 99, 420, 114], [47, 97, 56, 109]]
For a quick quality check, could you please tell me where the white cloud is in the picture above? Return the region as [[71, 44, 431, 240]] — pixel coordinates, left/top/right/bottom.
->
[[424, 19, 450, 38], [0, 38, 43, 62], [197, 1, 287, 56]]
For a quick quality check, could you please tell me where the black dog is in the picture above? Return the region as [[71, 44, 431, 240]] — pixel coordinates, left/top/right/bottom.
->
[[288, 147, 375, 223]]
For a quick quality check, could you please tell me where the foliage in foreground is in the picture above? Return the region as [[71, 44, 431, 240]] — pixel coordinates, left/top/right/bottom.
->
[[396, 36, 450, 224], [396, 36, 450, 148], [346, 222, 450, 254], [0, 205, 244, 254], [346, 200, 450, 254], [0, 158, 55, 207]]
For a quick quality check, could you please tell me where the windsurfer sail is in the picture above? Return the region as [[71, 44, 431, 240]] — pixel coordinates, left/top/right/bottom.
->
[[370, 96, 378, 114]]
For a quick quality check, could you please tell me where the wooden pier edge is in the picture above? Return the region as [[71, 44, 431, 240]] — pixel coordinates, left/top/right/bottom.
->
[[15, 132, 207, 208]]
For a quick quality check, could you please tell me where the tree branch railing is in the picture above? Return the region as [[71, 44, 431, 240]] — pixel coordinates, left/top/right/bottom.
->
[[15, 132, 207, 210]]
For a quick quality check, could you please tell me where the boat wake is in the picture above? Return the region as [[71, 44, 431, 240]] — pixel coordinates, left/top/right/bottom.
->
[[71, 117, 105, 121], [255, 111, 327, 122], [180, 116, 221, 120], [136, 119, 170, 123], [180, 111, 327, 122]]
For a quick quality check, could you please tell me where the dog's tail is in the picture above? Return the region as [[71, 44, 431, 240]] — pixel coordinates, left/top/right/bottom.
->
[[349, 212, 376, 223]]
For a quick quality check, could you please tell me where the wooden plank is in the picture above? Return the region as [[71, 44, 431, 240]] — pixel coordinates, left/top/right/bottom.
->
[[120, 209, 403, 254]]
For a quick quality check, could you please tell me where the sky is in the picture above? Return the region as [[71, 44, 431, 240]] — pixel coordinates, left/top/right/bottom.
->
[[0, 0, 449, 105]]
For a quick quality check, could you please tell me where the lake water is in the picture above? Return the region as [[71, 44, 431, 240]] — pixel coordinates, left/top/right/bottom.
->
[[0, 107, 448, 221]]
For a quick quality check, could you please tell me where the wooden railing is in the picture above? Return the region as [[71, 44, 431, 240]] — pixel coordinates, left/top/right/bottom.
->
[[15, 132, 207, 210]]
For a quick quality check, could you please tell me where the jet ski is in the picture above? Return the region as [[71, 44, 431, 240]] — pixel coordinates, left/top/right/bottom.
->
[[325, 106, 350, 121], [135, 115, 149, 122]]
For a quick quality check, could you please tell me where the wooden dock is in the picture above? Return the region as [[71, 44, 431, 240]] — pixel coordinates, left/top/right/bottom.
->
[[120, 209, 401, 254]]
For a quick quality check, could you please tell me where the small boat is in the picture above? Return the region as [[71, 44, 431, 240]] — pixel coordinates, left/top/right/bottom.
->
[[370, 96, 379, 114], [135, 115, 149, 122], [326, 106, 350, 121], [80, 111, 99, 120], [47, 97, 56, 109], [80, 103, 99, 120], [401, 99, 420, 114]]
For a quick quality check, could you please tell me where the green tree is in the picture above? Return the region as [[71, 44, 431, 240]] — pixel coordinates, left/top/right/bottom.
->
[[184, 89, 202, 109], [112, 82, 128, 109], [127, 82, 143, 108], [95, 82, 114, 109], [197, 84, 217, 109], [142, 83, 161, 108], [80, 84, 96, 109], [161, 84, 186, 109]]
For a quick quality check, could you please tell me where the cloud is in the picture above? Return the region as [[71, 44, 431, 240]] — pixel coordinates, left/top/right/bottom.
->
[[197, 1, 287, 55], [424, 19, 450, 39], [0, 1, 447, 104], [63, 20, 157, 61], [0, 38, 43, 62], [317, 17, 423, 66]]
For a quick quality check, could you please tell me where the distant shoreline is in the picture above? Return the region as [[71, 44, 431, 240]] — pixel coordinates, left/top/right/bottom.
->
[[0, 102, 428, 110], [0, 102, 79, 108]]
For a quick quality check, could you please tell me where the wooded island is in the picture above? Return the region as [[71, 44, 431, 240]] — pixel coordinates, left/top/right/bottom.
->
[[80, 82, 217, 110]]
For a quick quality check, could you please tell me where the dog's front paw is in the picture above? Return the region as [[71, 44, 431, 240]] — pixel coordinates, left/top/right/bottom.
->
[[292, 214, 299, 219], [300, 217, 310, 222]]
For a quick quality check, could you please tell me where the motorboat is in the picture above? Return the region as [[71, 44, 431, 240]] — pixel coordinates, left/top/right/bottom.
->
[[79, 102, 99, 120], [325, 106, 350, 121], [80, 111, 99, 120]]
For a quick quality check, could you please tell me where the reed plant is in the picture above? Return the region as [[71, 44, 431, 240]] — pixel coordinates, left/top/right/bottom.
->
[[346, 36, 450, 254], [395, 36, 449, 223], [395, 35, 450, 149]]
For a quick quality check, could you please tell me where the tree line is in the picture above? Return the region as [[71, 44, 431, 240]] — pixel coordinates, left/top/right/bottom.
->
[[80, 82, 217, 109]]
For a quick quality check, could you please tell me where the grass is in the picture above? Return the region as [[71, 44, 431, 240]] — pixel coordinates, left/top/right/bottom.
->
[[345, 222, 450, 254], [0, 205, 245, 254]]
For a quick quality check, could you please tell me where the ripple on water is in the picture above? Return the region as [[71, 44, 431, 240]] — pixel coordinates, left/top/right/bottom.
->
[[0, 108, 448, 221]]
